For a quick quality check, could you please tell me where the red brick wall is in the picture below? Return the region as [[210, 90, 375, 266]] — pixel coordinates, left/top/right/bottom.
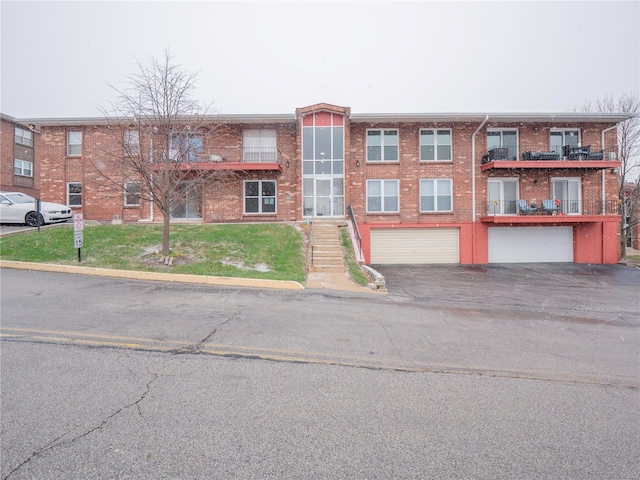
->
[[39, 122, 301, 222], [35, 116, 623, 232], [1, 117, 40, 197], [347, 122, 476, 224]]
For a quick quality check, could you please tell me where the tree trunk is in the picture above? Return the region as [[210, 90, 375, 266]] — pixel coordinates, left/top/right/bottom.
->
[[619, 216, 627, 261], [162, 213, 171, 256]]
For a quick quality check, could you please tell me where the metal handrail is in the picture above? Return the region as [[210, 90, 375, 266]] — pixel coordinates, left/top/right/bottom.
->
[[309, 219, 314, 267], [347, 205, 363, 258]]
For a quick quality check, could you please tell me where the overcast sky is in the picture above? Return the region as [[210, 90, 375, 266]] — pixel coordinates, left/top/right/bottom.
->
[[1, 1, 639, 119]]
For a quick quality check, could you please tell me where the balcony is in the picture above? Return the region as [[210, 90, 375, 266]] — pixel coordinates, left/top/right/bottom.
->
[[480, 145, 620, 171], [481, 198, 620, 224], [151, 147, 282, 172]]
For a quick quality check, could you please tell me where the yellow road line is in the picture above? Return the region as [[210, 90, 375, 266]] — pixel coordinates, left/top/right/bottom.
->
[[2, 327, 638, 388]]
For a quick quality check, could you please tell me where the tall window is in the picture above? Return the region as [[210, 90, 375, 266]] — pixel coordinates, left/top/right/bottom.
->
[[67, 131, 82, 156], [244, 180, 276, 214], [367, 179, 399, 213], [487, 129, 517, 160], [243, 130, 277, 162], [302, 123, 344, 174], [15, 127, 33, 147], [552, 177, 581, 214], [14, 159, 33, 177], [420, 129, 452, 161], [124, 181, 141, 206], [420, 179, 452, 212], [67, 182, 82, 206], [170, 135, 202, 160], [366, 130, 398, 162], [124, 130, 140, 156], [487, 178, 518, 215], [550, 129, 580, 158]]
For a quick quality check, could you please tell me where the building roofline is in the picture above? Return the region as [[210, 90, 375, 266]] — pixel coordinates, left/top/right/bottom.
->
[[15, 113, 298, 127], [4, 111, 633, 127], [350, 112, 634, 123]]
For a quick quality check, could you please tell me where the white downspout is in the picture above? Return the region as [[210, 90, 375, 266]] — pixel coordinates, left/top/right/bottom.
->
[[601, 125, 618, 215]]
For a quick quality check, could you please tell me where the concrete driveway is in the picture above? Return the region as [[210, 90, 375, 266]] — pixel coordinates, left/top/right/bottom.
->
[[373, 263, 640, 325]]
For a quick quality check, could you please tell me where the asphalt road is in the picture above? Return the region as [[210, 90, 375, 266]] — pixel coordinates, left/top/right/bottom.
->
[[1, 267, 639, 479]]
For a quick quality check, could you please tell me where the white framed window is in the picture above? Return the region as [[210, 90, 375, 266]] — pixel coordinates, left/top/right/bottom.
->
[[243, 130, 277, 162], [420, 129, 452, 161], [552, 177, 581, 214], [124, 130, 140, 156], [170, 135, 203, 161], [244, 180, 276, 214], [67, 131, 82, 156], [366, 129, 398, 162], [487, 129, 518, 160], [15, 127, 33, 147], [550, 129, 580, 158], [420, 179, 452, 212], [124, 181, 141, 206], [366, 179, 399, 213], [488, 178, 518, 215], [13, 159, 33, 177], [67, 182, 82, 207]]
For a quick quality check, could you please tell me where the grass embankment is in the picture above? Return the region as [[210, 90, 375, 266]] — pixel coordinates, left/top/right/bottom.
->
[[0, 224, 307, 283], [340, 227, 370, 286]]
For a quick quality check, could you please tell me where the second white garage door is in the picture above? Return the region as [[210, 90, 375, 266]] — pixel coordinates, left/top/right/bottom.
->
[[488, 226, 574, 263], [370, 228, 459, 264]]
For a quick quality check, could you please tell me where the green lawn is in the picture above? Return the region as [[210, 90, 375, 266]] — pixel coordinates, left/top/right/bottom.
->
[[0, 224, 307, 283]]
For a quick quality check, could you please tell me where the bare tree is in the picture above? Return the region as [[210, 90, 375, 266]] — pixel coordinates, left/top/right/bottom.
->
[[577, 93, 640, 258], [96, 49, 238, 256]]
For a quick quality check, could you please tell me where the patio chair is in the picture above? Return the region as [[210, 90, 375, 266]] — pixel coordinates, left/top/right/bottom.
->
[[542, 199, 559, 214], [517, 200, 537, 215]]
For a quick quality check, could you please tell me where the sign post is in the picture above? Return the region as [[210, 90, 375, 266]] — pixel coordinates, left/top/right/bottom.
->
[[73, 213, 84, 262]]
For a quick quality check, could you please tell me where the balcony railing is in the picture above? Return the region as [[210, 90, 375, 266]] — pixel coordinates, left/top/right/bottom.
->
[[153, 147, 281, 164], [153, 150, 225, 163], [242, 147, 280, 163], [481, 145, 618, 164], [484, 199, 619, 216]]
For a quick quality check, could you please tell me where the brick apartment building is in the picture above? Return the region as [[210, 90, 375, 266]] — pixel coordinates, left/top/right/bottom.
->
[[1, 114, 40, 198], [3, 103, 630, 264]]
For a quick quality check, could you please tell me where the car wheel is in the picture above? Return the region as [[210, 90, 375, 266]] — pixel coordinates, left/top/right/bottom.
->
[[25, 211, 44, 227]]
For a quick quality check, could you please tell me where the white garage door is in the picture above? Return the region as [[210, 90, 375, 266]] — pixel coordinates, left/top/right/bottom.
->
[[488, 227, 573, 263], [370, 228, 459, 264]]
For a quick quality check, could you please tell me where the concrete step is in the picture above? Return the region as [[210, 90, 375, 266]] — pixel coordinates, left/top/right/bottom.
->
[[309, 265, 345, 273]]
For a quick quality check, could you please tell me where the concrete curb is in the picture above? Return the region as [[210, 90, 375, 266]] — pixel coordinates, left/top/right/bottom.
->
[[361, 264, 386, 291], [0, 260, 305, 291]]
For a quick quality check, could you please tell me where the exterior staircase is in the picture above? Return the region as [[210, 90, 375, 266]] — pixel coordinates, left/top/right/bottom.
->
[[309, 222, 346, 273]]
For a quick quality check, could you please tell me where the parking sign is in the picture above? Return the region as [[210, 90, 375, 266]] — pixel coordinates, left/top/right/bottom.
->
[[74, 231, 83, 248], [73, 213, 84, 232]]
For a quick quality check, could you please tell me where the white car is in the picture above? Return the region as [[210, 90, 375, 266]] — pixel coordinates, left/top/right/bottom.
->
[[0, 191, 73, 227]]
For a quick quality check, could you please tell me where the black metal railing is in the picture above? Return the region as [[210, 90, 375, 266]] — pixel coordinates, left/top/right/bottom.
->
[[347, 204, 362, 258], [484, 199, 620, 216], [153, 150, 226, 163], [481, 145, 618, 164], [242, 147, 280, 163]]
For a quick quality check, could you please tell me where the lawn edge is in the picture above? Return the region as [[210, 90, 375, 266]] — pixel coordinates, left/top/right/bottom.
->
[[0, 260, 305, 291]]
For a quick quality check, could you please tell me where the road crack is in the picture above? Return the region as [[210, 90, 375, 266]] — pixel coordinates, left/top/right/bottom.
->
[[3, 374, 158, 480], [174, 311, 241, 354]]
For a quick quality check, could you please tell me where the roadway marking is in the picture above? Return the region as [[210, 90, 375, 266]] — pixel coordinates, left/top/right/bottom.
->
[[1, 327, 638, 389]]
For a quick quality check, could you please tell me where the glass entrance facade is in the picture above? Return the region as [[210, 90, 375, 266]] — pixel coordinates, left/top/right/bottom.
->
[[301, 112, 345, 217]]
